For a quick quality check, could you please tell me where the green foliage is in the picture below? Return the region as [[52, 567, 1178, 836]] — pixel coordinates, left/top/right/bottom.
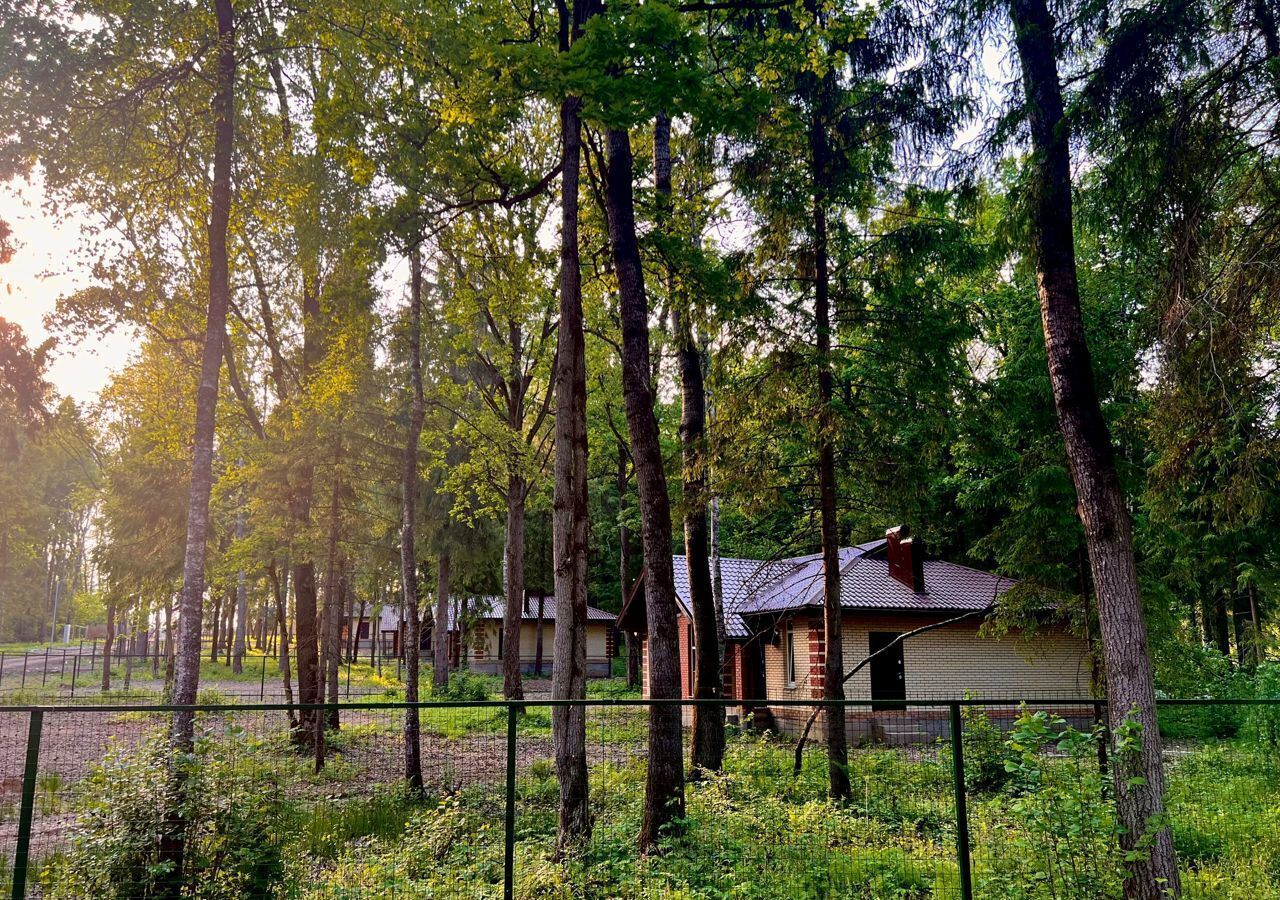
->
[[956, 705, 1009, 794], [432, 671, 496, 702], [41, 729, 290, 898], [1242, 664, 1280, 747], [978, 711, 1126, 899]]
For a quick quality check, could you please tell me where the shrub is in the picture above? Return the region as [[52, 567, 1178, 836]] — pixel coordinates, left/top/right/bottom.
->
[[956, 705, 1009, 793], [979, 710, 1125, 899], [1242, 663, 1280, 746], [433, 671, 494, 702], [41, 726, 290, 899]]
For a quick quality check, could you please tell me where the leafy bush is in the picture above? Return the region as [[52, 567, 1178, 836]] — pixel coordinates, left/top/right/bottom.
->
[[957, 705, 1009, 793], [433, 671, 494, 702], [41, 726, 290, 899], [978, 710, 1125, 899], [1242, 663, 1280, 746]]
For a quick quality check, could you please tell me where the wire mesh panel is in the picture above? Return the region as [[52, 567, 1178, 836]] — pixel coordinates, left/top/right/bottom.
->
[[0, 697, 1275, 897]]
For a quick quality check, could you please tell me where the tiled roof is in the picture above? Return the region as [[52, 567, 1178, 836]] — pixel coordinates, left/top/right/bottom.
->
[[672, 539, 1013, 639], [372, 597, 614, 631]]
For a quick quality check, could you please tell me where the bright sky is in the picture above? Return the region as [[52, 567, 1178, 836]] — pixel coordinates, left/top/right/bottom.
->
[[0, 174, 135, 405]]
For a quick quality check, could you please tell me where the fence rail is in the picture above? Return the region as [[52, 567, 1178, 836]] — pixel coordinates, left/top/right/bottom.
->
[[0, 696, 1275, 899]]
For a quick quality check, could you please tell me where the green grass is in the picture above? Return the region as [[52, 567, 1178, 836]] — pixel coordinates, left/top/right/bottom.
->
[[291, 732, 1280, 899]]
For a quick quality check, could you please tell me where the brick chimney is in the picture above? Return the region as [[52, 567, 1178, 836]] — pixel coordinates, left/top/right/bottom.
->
[[885, 525, 925, 593]]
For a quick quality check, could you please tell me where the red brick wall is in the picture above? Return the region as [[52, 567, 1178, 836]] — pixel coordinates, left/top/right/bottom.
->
[[677, 615, 692, 698], [808, 614, 826, 699], [722, 643, 737, 700]]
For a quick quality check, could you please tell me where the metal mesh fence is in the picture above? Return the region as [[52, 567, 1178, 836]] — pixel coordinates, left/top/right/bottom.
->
[[0, 697, 1274, 898]]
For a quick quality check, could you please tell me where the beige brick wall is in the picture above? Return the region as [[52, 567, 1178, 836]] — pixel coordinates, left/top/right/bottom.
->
[[478, 621, 610, 662], [764, 612, 1090, 700], [763, 617, 814, 701]]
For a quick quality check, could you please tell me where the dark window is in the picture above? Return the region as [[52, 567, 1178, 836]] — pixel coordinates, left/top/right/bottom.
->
[[785, 626, 797, 687]]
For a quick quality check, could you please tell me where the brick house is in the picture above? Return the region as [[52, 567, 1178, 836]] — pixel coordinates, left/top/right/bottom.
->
[[619, 526, 1092, 739], [453, 596, 616, 678]]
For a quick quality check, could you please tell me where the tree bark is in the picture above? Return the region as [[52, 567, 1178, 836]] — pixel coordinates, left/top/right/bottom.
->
[[209, 590, 222, 663], [799, 22, 850, 799], [1009, 0, 1181, 894], [604, 124, 685, 848], [551, 4, 593, 846], [655, 113, 724, 774], [320, 456, 344, 731], [434, 552, 451, 690], [503, 479, 527, 700], [269, 562, 295, 721], [619, 444, 641, 690], [401, 248, 426, 789], [101, 600, 115, 692], [169, 0, 234, 752], [233, 510, 248, 674], [813, 195, 849, 800]]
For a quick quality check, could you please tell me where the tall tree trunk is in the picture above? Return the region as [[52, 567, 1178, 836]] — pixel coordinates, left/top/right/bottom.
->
[[604, 124, 685, 848], [209, 590, 222, 663], [169, 0, 234, 752], [1009, 0, 1180, 894], [124, 607, 135, 691], [655, 113, 724, 773], [812, 174, 850, 803], [401, 248, 426, 789], [551, 1, 593, 845], [223, 589, 233, 666], [503, 479, 527, 700], [269, 562, 295, 721], [101, 600, 115, 692], [434, 553, 451, 690], [800, 10, 851, 800], [1248, 582, 1263, 666], [619, 443, 640, 689], [1213, 589, 1231, 657], [291, 279, 324, 747], [320, 467, 343, 731], [326, 565, 345, 724], [233, 511, 248, 674]]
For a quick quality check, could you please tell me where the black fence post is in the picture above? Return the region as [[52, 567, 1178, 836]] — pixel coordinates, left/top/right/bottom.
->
[[0, 651, 5, 689], [504, 703, 517, 900], [40, 649, 48, 687], [12, 709, 44, 899], [70, 656, 78, 697], [260, 654, 268, 701], [949, 702, 973, 900], [21, 652, 28, 690]]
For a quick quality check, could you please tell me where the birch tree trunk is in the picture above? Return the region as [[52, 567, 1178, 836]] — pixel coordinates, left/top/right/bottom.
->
[[604, 124, 685, 848], [551, 1, 593, 845], [169, 0, 234, 751], [503, 479, 527, 700], [1009, 0, 1180, 893], [401, 248, 426, 789]]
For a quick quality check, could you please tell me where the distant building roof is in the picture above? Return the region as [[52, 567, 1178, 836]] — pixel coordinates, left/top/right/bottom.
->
[[366, 597, 614, 632], [668, 538, 1013, 640]]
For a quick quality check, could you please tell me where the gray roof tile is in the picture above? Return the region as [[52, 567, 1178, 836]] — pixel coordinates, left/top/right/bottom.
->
[[673, 540, 1013, 639]]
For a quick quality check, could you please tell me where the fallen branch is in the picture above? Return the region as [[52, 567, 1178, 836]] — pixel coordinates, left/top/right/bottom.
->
[[790, 602, 996, 775]]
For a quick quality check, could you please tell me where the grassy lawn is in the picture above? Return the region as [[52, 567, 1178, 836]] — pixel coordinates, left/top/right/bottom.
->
[[22, 694, 1280, 899]]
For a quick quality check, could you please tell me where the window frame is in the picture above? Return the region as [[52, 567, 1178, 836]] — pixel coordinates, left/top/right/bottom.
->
[[785, 624, 797, 688]]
